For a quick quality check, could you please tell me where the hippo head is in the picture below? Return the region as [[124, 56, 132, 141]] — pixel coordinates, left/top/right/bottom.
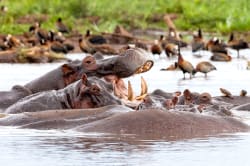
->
[[61, 56, 99, 87], [72, 74, 121, 109], [61, 48, 153, 87], [95, 48, 154, 78]]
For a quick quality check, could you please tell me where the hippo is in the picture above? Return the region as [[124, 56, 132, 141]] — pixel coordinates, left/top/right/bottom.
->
[[5, 74, 121, 114], [0, 48, 153, 110], [0, 106, 248, 140]]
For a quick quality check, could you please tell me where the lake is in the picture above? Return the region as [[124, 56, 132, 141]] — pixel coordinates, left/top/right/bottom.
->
[[0, 49, 250, 166]]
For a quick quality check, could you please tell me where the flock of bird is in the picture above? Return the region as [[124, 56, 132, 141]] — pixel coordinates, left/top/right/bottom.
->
[[0, 12, 249, 79], [151, 27, 249, 79]]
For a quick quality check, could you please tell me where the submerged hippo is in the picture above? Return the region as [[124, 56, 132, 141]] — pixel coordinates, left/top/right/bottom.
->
[[0, 48, 153, 110], [5, 74, 121, 114], [0, 106, 248, 140]]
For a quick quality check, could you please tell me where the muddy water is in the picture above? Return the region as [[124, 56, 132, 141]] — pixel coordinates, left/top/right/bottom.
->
[[0, 50, 250, 166]]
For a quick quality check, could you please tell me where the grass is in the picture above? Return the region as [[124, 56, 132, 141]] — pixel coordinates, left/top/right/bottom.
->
[[0, 0, 249, 35]]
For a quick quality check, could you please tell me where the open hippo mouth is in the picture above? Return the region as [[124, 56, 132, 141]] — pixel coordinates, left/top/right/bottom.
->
[[96, 48, 154, 78], [104, 75, 149, 108]]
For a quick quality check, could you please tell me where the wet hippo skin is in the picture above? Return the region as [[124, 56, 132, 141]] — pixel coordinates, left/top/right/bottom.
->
[[5, 74, 121, 114], [0, 48, 153, 110], [0, 107, 248, 140]]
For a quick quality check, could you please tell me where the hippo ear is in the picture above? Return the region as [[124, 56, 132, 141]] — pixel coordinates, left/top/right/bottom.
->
[[82, 55, 98, 71], [61, 64, 75, 76], [81, 73, 88, 85]]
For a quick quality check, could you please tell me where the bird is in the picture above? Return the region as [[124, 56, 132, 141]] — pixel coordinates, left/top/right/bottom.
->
[[194, 61, 216, 77], [56, 17, 70, 33], [177, 47, 195, 79], [210, 52, 232, 62], [219, 88, 233, 98], [160, 62, 178, 71], [164, 42, 178, 57], [227, 32, 249, 58], [85, 29, 107, 45], [191, 28, 206, 52], [240, 90, 247, 97], [206, 37, 227, 54], [150, 35, 163, 55]]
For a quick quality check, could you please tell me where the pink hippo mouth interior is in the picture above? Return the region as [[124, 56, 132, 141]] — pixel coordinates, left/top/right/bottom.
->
[[104, 75, 148, 108]]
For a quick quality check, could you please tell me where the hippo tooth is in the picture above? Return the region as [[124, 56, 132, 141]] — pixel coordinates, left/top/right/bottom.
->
[[140, 76, 148, 96], [0, 113, 7, 118], [127, 80, 135, 101]]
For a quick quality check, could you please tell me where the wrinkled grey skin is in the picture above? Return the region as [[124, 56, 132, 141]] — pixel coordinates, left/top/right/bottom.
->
[[0, 85, 32, 112], [5, 77, 121, 114], [0, 106, 248, 140], [0, 48, 153, 110]]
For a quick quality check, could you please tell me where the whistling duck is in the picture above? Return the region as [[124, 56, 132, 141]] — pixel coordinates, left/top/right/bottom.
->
[[165, 27, 187, 48], [85, 29, 107, 45], [164, 42, 178, 57], [29, 22, 52, 45], [56, 17, 70, 33], [191, 28, 206, 52], [219, 88, 233, 98], [240, 89, 247, 97], [195, 61, 216, 77], [151, 40, 162, 55], [206, 37, 227, 54], [160, 62, 178, 71], [177, 48, 195, 79], [210, 52, 231, 62], [114, 25, 133, 37], [5, 34, 23, 48], [151, 35, 163, 55], [227, 32, 249, 58]]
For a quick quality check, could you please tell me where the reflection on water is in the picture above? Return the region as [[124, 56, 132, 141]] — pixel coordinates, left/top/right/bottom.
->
[[1, 50, 250, 165], [1, 127, 250, 166]]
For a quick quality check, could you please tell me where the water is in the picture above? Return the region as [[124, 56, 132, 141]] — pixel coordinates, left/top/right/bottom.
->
[[0, 50, 250, 166]]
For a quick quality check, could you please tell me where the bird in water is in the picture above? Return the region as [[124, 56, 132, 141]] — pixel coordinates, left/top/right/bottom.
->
[[177, 47, 195, 79], [191, 28, 206, 53], [227, 32, 249, 58], [150, 35, 163, 55], [194, 61, 216, 78]]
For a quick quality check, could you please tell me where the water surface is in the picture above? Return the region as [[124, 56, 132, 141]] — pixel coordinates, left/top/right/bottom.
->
[[0, 50, 250, 166]]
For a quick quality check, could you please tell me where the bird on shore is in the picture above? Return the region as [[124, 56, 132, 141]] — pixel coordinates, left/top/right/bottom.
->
[[85, 29, 107, 45], [194, 61, 216, 77], [56, 17, 70, 34], [227, 32, 249, 58], [191, 28, 206, 53], [177, 47, 195, 79]]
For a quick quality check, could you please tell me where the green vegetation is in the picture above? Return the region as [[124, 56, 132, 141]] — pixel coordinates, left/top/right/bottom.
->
[[0, 0, 249, 35]]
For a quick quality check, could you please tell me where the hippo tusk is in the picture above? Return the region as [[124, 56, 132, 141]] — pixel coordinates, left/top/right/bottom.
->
[[134, 76, 148, 101], [127, 80, 135, 101], [0, 113, 7, 118], [140, 76, 148, 96]]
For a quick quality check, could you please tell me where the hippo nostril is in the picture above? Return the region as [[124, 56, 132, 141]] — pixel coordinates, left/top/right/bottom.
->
[[86, 60, 91, 64]]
